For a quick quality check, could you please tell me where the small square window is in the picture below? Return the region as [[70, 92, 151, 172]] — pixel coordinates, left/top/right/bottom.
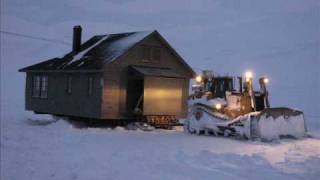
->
[[141, 46, 161, 62], [152, 48, 161, 61], [142, 47, 151, 61]]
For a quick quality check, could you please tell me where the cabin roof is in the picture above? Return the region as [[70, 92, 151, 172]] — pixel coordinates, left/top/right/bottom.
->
[[19, 31, 152, 71], [19, 30, 195, 76]]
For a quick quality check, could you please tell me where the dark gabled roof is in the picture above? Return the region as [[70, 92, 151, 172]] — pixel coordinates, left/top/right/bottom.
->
[[19, 30, 195, 76], [19, 31, 152, 71]]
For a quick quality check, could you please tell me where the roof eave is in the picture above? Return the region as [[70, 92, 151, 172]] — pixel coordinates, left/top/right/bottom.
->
[[19, 69, 103, 73]]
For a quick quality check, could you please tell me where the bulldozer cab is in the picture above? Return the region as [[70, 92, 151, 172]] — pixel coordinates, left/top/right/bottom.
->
[[203, 77, 234, 98], [201, 73, 268, 112], [210, 77, 234, 98]]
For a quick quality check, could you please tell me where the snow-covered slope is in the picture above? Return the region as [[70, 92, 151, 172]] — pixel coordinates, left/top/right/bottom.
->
[[1, 0, 320, 179]]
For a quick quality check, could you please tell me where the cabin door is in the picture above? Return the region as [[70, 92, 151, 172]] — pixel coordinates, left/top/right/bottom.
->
[[126, 78, 144, 116], [143, 76, 183, 116]]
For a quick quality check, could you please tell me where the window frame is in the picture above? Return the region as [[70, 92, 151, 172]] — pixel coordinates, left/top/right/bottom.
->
[[142, 46, 152, 62], [141, 45, 161, 62], [40, 76, 48, 99], [32, 75, 48, 99], [66, 75, 72, 94], [88, 76, 94, 95], [32, 75, 41, 98], [152, 47, 161, 62]]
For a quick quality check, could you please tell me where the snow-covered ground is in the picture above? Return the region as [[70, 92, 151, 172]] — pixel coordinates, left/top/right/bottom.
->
[[1, 0, 320, 179], [1, 106, 320, 180]]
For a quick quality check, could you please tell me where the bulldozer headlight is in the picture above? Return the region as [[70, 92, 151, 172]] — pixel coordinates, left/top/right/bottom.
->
[[245, 71, 253, 82], [215, 103, 222, 110], [195, 75, 202, 83], [245, 71, 253, 79]]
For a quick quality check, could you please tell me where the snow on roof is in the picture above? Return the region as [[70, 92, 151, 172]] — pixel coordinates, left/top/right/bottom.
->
[[19, 30, 195, 76], [102, 31, 152, 63], [19, 31, 154, 71], [68, 35, 110, 65], [67, 30, 153, 66]]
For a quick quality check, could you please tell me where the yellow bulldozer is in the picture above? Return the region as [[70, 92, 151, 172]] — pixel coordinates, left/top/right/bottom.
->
[[185, 70, 307, 141]]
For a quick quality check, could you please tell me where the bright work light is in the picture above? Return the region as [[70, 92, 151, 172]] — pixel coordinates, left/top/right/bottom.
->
[[195, 75, 202, 83], [245, 71, 253, 79], [215, 103, 222, 110], [245, 71, 253, 82]]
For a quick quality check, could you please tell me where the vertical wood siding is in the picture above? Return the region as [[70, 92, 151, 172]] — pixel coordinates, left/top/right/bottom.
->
[[25, 72, 103, 118], [102, 34, 191, 119]]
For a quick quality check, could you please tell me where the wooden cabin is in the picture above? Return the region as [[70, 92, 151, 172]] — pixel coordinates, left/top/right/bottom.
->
[[19, 26, 195, 124]]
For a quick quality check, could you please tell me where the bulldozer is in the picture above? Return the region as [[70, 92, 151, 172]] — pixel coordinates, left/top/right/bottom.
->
[[184, 70, 307, 141]]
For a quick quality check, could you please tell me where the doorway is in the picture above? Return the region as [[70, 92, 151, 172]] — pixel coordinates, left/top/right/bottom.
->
[[126, 77, 144, 117]]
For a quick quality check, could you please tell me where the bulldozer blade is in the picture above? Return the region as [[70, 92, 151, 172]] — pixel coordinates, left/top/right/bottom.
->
[[250, 107, 307, 141]]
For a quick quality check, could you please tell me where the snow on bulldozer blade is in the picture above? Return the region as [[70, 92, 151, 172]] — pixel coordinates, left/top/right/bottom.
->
[[184, 104, 308, 142], [252, 107, 307, 141]]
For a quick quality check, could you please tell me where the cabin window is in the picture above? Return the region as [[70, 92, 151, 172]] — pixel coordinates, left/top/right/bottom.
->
[[66, 76, 72, 94], [142, 46, 161, 62], [40, 76, 48, 98], [32, 75, 48, 98], [142, 46, 151, 61], [32, 76, 41, 98], [88, 76, 93, 95], [152, 47, 161, 61]]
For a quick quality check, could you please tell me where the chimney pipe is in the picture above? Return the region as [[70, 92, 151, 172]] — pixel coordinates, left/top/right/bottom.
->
[[73, 25, 82, 53]]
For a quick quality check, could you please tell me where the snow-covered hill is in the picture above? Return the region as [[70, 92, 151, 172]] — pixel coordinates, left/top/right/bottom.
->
[[1, 0, 320, 179]]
